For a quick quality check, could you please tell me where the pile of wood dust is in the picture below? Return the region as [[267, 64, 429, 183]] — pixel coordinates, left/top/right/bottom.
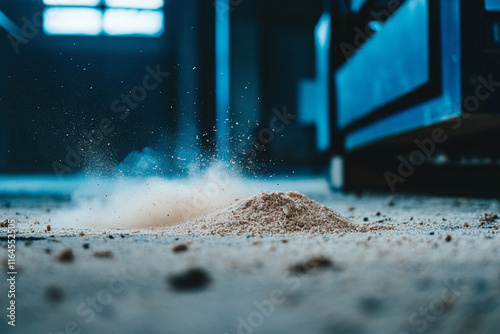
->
[[167, 191, 385, 235]]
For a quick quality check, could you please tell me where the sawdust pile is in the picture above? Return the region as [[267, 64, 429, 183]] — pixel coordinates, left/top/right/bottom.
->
[[167, 191, 385, 235]]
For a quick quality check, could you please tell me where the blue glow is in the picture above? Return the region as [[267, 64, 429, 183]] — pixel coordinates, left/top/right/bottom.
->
[[336, 0, 429, 129], [350, 0, 368, 12], [0, 10, 24, 37], [43, 7, 102, 36], [105, 0, 164, 10], [314, 13, 331, 151], [345, 0, 461, 150], [103, 9, 163, 36], [298, 79, 318, 125], [43, 0, 101, 6], [368, 20, 383, 33], [297, 13, 331, 151], [485, 0, 500, 11], [215, 0, 231, 161]]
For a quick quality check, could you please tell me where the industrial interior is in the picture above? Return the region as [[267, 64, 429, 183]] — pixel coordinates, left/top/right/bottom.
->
[[1, 0, 500, 333]]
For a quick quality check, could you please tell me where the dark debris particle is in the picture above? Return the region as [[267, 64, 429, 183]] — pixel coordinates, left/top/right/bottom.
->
[[120, 234, 125, 238], [359, 297, 383, 315], [376, 211, 381, 216], [173, 244, 189, 253], [363, 217, 369, 222], [445, 235, 452, 242], [24, 241, 31, 247], [430, 232, 435, 235], [108, 235, 114, 239], [175, 237, 179, 241], [57, 248, 74, 263], [168, 268, 211, 291], [44, 248, 51, 254], [46, 286, 64, 303], [82, 243, 90, 249], [289, 256, 334, 274], [281, 240, 288, 243], [93, 250, 114, 259]]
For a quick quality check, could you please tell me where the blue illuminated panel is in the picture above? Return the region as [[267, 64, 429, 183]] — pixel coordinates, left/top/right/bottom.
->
[[297, 13, 331, 152], [336, 0, 429, 129], [43, 0, 101, 5], [43, 8, 102, 36], [103, 9, 163, 36], [344, 0, 461, 150], [105, 0, 164, 10], [485, 0, 500, 11], [43, 0, 164, 37]]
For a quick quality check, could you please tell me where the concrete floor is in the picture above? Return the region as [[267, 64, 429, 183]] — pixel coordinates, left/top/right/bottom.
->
[[1, 177, 500, 334]]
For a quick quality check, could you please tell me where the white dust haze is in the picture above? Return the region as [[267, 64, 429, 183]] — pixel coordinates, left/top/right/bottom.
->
[[55, 149, 250, 229]]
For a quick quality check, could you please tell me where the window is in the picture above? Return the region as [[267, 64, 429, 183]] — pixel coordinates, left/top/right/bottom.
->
[[43, 0, 164, 37]]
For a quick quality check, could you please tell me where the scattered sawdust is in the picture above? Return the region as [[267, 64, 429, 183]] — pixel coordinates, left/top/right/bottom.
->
[[46, 225, 51, 232], [57, 248, 74, 262], [445, 235, 452, 242], [172, 244, 189, 253], [479, 213, 498, 227], [167, 191, 387, 236], [94, 250, 114, 258], [289, 256, 336, 274]]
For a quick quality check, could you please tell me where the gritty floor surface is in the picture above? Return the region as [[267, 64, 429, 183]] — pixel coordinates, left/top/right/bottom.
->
[[1, 177, 500, 334]]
